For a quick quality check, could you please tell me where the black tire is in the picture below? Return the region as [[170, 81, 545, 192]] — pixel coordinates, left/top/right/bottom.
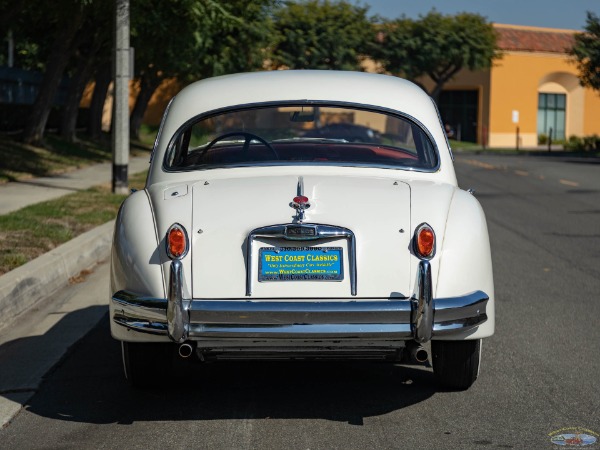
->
[[121, 341, 174, 388], [431, 339, 481, 390]]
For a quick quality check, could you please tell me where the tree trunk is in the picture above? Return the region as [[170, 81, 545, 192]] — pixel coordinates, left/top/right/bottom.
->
[[428, 66, 461, 103], [429, 83, 444, 104], [60, 53, 95, 141], [87, 65, 111, 140], [21, 10, 84, 145], [129, 73, 161, 140]]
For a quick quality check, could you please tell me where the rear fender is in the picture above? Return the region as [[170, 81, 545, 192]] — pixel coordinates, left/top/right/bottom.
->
[[435, 189, 495, 339], [110, 190, 165, 299]]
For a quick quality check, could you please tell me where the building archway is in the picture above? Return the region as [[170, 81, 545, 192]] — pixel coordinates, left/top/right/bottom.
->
[[538, 72, 584, 141]]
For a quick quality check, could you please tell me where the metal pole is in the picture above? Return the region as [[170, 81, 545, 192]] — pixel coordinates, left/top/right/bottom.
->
[[482, 125, 487, 150], [548, 127, 553, 153], [112, 0, 130, 194], [516, 126, 520, 151], [7, 30, 14, 68]]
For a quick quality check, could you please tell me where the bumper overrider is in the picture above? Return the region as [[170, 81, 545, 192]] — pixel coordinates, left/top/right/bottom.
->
[[111, 259, 489, 345]]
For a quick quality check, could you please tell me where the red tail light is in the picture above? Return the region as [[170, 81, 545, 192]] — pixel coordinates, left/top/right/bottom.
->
[[166, 224, 188, 259], [415, 223, 435, 259], [293, 195, 309, 205]]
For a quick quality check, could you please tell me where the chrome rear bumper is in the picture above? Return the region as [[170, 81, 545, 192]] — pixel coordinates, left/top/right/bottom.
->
[[111, 260, 489, 346]]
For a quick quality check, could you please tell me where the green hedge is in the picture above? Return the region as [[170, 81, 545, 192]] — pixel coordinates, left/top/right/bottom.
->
[[564, 134, 600, 152]]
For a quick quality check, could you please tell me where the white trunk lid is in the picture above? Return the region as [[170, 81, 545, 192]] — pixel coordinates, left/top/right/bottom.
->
[[191, 175, 411, 299]]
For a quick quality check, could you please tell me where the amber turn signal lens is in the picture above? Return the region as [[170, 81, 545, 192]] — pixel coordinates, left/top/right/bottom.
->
[[416, 226, 435, 258], [167, 226, 187, 258]]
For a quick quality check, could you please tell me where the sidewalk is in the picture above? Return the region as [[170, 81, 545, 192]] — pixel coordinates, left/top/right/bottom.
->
[[0, 156, 152, 426], [0, 155, 151, 215], [0, 260, 110, 427]]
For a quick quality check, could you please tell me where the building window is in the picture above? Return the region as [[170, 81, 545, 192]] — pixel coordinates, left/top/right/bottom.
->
[[538, 93, 566, 141]]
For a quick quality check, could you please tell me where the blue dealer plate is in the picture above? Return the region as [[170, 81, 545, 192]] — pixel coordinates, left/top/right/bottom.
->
[[258, 247, 344, 282]]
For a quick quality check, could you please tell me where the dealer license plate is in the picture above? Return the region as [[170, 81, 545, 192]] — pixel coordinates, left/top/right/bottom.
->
[[258, 246, 344, 282]]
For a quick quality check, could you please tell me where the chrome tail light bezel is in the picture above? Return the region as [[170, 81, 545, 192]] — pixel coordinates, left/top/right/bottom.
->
[[166, 223, 189, 260], [413, 222, 436, 260]]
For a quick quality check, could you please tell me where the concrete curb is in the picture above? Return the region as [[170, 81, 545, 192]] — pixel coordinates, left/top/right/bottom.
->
[[0, 221, 114, 332]]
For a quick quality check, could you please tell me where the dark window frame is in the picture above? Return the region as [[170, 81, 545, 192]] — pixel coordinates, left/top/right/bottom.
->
[[538, 93, 566, 140]]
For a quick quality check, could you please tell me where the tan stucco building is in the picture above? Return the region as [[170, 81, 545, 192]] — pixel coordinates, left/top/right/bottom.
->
[[422, 24, 600, 148]]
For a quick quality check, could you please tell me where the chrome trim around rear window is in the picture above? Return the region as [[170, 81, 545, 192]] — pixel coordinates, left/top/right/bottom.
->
[[162, 100, 441, 174]]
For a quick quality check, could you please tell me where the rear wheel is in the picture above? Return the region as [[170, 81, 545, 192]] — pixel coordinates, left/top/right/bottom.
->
[[121, 341, 174, 388], [431, 339, 481, 390]]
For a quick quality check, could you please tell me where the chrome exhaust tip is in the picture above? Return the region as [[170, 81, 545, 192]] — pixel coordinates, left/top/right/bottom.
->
[[406, 341, 429, 363], [178, 342, 194, 358]]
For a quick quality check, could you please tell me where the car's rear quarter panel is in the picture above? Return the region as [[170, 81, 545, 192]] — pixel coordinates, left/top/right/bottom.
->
[[110, 190, 165, 341], [435, 189, 495, 339]]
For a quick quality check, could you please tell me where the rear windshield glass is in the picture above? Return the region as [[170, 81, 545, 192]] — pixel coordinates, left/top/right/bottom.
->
[[165, 104, 438, 170]]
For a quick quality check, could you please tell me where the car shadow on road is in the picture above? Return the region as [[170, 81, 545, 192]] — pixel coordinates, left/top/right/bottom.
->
[[5, 314, 439, 426]]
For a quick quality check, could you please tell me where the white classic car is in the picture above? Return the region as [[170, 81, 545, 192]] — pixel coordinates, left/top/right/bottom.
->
[[110, 70, 494, 389]]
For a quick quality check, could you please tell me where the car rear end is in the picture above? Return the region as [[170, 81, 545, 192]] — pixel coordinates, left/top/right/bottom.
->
[[110, 70, 494, 389]]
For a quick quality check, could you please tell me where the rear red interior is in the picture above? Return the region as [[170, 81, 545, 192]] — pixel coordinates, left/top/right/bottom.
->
[[183, 142, 419, 167]]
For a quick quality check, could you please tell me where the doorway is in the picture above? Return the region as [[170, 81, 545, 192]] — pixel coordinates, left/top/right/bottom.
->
[[438, 90, 479, 143]]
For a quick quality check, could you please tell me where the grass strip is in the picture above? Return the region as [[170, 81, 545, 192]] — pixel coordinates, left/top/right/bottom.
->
[[0, 171, 147, 274], [0, 133, 153, 183]]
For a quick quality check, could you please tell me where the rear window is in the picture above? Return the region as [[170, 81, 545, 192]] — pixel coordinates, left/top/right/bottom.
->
[[165, 104, 438, 171]]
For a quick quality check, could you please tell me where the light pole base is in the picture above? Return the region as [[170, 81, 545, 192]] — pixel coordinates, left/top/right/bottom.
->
[[112, 163, 129, 194]]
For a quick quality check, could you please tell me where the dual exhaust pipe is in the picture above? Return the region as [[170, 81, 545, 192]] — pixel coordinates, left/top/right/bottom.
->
[[178, 342, 195, 358], [406, 341, 429, 363], [178, 341, 428, 363]]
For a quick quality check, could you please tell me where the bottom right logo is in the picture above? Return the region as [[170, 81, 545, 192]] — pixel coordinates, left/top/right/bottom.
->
[[549, 427, 598, 447]]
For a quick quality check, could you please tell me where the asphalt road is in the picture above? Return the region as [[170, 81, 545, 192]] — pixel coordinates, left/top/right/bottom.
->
[[1, 152, 599, 449]]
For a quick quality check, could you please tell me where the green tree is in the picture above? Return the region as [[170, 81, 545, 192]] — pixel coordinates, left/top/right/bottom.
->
[[1, 1, 110, 142], [373, 11, 500, 101], [270, 0, 373, 70], [570, 12, 600, 92], [20, 0, 93, 145], [0, 1, 17, 32], [129, 0, 276, 139], [60, 1, 112, 141], [0, 1, 52, 71], [6, 0, 276, 143]]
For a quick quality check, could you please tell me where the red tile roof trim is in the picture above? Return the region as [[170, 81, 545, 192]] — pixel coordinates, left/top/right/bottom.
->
[[495, 26, 576, 54]]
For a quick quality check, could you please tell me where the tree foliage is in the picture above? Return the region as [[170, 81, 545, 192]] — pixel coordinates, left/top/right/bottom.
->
[[4, 1, 506, 144], [0, 1, 54, 70], [60, 1, 113, 141], [20, 0, 94, 144], [3, 0, 276, 143], [0, 0, 114, 144], [372, 10, 500, 101], [128, 0, 276, 138], [270, 0, 373, 70], [570, 12, 600, 92], [190, 0, 277, 79]]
